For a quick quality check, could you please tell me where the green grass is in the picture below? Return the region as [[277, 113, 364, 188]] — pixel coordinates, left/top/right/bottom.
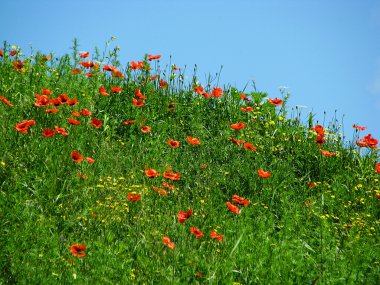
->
[[0, 39, 379, 284]]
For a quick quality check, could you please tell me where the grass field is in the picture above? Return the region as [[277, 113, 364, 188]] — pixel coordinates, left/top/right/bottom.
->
[[0, 39, 379, 284]]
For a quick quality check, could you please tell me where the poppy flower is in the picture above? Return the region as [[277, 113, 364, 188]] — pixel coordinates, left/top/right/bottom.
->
[[316, 135, 325, 145], [79, 51, 90, 58], [42, 128, 55, 138], [110, 86, 122, 93], [141, 125, 151, 133], [230, 136, 245, 145], [357, 134, 378, 149], [376, 163, 380, 174], [159, 79, 168, 89], [135, 88, 146, 99], [41, 88, 53, 95], [132, 98, 144, 107], [57, 94, 69, 104], [71, 111, 80, 117], [0, 49, 3, 57], [240, 94, 252, 101], [243, 142, 256, 151], [194, 85, 204, 95], [45, 109, 59, 114], [34, 94, 50, 107], [54, 126, 68, 136], [162, 182, 175, 190], [201, 91, 212, 98], [98, 86, 109, 96], [0, 96, 13, 107], [70, 244, 86, 257], [308, 181, 317, 188], [258, 169, 271, 178], [80, 108, 92, 116], [353, 124, 366, 131], [190, 226, 204, 239], [68, 118, 80, 125], [67, 99, 78, 106], [230, 122, 246, 130], [48, 98, 61, 107], [313, 125, 324, 137], [167, 139, 180, 148], [71, 68, 82, 75], [226, 201, 240, 214], [177, 209, 192, 223], [320, 149, 336, 157], [148, 54, 161, 61], [71, 151, 83, 163], [232, 194, 250, 206], [79, 61, 95, 69], [240, 107, 253, 112], [268, 98, 283, 106], [211, 87, 223, 98], [13, 61, 24, 71], [162, 236, 175, 249], [210, 230, 224, 243], [145, 168, 160, 178], [122, 120, 136, 125], [130, 61, 144, 70], [127, 193, 141, 202], [15, 120, 36, 134], [153, 186, 168, 195], [103, 65, 116, 72], [10, 50, 17, 56], [86, 157, 95, 163], [91, 118, 102, 128], [164, 169, 181, 181], [187, 136, 201, 145]]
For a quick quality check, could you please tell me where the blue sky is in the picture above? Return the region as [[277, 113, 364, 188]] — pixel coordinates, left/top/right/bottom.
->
[[1, 0, 380, 142]]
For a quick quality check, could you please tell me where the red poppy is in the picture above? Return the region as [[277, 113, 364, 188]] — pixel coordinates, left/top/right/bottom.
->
[[130, 61, 144, 70], [122, 120, 136, 125], [313, 125, 324, 137], [353, 124, 366, 131], [71, 111, 80, 117], [91, 118, 102, 128], [243, 142, 256, 151], [316, 135, 325, 145], [44, 108, 59, 114], [80, 108, 92, 116], [67, 99, 78, 106], [132, 98, 144, 107], [111, 86, 122, 93], [230, 122, 246, 130], [141, 125, 151, 133], [70, 244, 86, 257], [258, 169, 271, 178], [159, 79, 168, 89], [34, 94, 50, 107], [162, 236, 175, 249], [320, 149, 336, 157], [49, 98, 61, 107], [58, 94, 69, 104], [0, 49, 3, 57], [210, 230, 224, 243], [211, 87, 223, 98], [357, 134, 378, 149], [86, 157, 95, 163], [54, 126, 68, 136], [240, 94, 252, 101], [164, 169, 181, 181], [15, 120, 36, 134], [13, 61, 24, 71], [42, 128, 55, 138], [135, 88, 146, 99], [177, 209, 192, 223], [240, 107, 253, 112], [308, 181, 317, 188], [41, 88, 53, 95], [190, 226, 204, 239], [230, 136, 245, 145], [153, 186, 168, 195], [187, 136, 201, 145], [232, 194, 250, 206], [194, 85, 204, 95], [167, 139, 180, 148], [68, 118, 80, 125], [162, 182, 175, 190], [71, 151, 83, 162], [127, 193, 141, 202], [79, 61, 95, 69], [79, 51, 90, 58], [226, 201, 240, 214], [376, 163, 380, 174], [145, 168, 160, 178], [103, 65, 116, 72], [98, 86, 109, 96], [202, 91, 212, 98], [0, 96, 13, 107], [71, 68, 82, 75], [10, 50, 17, 56], [148, 54, 161, 61], [268, 98, 283, 106]]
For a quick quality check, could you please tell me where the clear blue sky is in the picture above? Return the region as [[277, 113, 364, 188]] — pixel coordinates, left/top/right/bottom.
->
[[1, 0, 380, 143]]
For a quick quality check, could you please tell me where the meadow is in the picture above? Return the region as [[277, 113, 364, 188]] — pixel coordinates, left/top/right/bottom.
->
[[0, 39, 379, 284]]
